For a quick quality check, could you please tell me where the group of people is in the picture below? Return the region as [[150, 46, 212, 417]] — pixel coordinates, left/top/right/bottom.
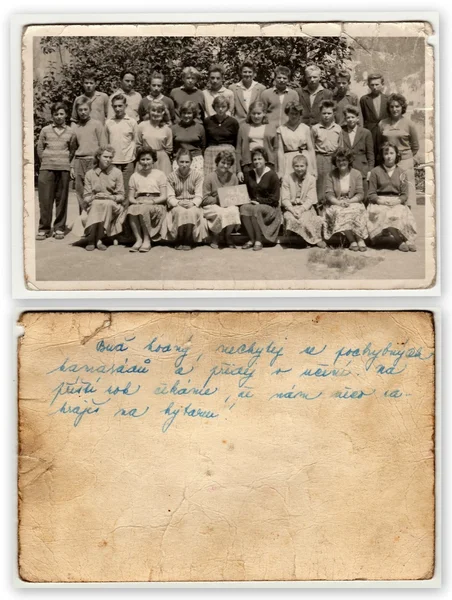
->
[[36, 60, 420, 253]]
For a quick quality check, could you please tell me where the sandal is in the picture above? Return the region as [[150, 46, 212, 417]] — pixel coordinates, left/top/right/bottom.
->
[[242, 241, 254, 250]]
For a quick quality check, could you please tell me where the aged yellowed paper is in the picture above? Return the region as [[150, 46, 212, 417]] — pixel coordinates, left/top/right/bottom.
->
[[18, 311, 435, 582]]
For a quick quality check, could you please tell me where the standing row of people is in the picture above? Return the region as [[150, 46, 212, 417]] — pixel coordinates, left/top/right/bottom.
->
[[36, 61, 420, 252]]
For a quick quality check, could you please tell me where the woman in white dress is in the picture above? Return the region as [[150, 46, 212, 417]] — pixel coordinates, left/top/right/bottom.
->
[[276, 101, 316, 179]]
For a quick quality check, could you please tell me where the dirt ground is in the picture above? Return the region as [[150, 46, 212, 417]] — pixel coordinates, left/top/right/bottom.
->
[[33, 190, 426, 285]]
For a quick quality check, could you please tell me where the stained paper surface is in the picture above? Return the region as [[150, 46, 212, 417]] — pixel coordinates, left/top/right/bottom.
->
[[18, 312, 435, 582]]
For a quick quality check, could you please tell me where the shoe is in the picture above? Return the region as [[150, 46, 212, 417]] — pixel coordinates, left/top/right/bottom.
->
[[398, 242, 409, 252], [97, 242, 107, 251], [316, 241, 327, 248], [139, 245, 151, 253], [242, 241, 254, 250], [53, 231, 65, 240], [349, 242, 359, 252], [407, 243, 417, 252], [175, 245, 183, 250], [36, 231, 49, 241], [253, 242, 263, 251], [210, 242, 219, 249], [129, 245, 140, 253], [183, 245, 192, 251], [358, 242, 367, 252], [86, 244, 95, 251]]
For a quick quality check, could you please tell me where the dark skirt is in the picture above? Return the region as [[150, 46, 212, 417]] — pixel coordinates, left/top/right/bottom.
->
[[240, 203, 282, 244]]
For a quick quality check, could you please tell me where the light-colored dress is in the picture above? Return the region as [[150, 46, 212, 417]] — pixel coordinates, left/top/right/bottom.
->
[[323, 168, 368, 240], [202, 171, 241, 234], [163, 168, 208, 242], [281, 173, 323, 245], [378, 116, 419, 205], [127, 169, 168, 240], [276, 123, 317, 179], [83, 166, 126, 236], [137, 122, 173, 175], [367, 165, 417, 244]]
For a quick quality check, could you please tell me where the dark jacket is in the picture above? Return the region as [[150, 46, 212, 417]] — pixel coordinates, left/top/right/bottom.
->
[[296, 86, 334, 127], [341, 126, 375, 176], [359, 93, 389, 140]]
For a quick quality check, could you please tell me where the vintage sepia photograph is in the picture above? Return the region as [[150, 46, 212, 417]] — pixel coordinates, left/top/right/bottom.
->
[[21, 21, 436, 291]]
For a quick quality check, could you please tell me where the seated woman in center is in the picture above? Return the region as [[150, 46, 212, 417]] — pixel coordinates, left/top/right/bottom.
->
[[164, 148, 207, 250], [127, 148, 168, 253], [281, 154, 326, 248], [323, 148, 368, 251], [367, 141, 417, 252], [78, 146, 126, 251], [240, 146, 281, 251], [202, 150, 242, 249]]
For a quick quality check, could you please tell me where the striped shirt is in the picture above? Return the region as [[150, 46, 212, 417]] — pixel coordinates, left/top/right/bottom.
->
[[72, 118, 107, 158], [37, 124, 76, 171], [167, 168, 203, 207]]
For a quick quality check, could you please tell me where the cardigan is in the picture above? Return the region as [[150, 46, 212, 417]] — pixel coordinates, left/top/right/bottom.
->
[[171, 122, 206, 157], [202, 171, 239, 206], [377, 116, 419, 160], [324, 168, 364, 204], [236, 123, 278, 171], [204, 115, 239, 147], [281, 172, 318, 212], [367, 165, 408, 204], [245, 169, 280, 207], [260, 87, 300, 127]]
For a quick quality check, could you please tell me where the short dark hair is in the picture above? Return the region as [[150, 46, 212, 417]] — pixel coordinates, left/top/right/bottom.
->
[[332, 148, 354, 169], [250, 146, 269, 162], [319, 99, 336, 112], [379, 141, 401, 164], [136, 147, 157, 163], [111, 94, 127, 105], [51, 102, 67, 115], [343, 104, 359, 117], [82, 69, 97, 81], [367, 73, 384, 85], [336, 70, 351, 83], [388, 93, 408, 115], [240, 60, 256, 73], [120, 69, 136, 81], [209, 63, 225, 76], [275, 65, 291, 78], [284, 101, 304, 116], [215, 150, 235, 166], [179, 100, 198, 120]]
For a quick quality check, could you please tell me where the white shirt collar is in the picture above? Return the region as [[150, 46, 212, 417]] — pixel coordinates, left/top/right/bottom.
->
[[254, 165, 271, 183]]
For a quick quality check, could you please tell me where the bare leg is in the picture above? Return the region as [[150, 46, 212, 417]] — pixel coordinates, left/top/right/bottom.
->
[[138, 215, 151, 251], [129, 215, 143, 252], [343, 230, 357, 249]]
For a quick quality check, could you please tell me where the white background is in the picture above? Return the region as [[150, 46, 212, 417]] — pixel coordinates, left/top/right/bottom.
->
[[2, 1, 450, 598]]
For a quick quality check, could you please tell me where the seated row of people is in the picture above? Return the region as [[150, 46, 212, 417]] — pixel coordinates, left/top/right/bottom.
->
[[76, 142, 417, 254]]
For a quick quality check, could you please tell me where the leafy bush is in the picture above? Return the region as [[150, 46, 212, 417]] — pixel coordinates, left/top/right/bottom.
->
[[34, 34, 353, 141]]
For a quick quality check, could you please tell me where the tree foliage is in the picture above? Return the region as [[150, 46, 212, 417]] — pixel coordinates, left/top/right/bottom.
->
[[34, 35, 353, 141]]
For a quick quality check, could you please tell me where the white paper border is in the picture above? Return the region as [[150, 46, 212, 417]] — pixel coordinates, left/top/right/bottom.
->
[[12, 12, 441, 299]]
